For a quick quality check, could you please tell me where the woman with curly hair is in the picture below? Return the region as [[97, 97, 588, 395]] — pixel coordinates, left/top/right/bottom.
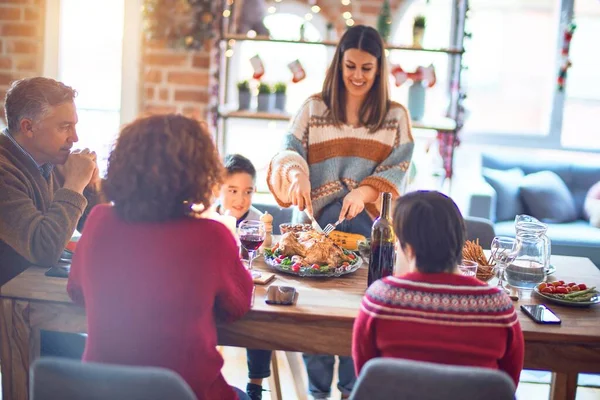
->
[[67, 114, 253, 400]]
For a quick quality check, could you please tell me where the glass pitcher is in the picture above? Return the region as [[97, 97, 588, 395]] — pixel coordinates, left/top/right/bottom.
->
[[505, 215, 551, 289]]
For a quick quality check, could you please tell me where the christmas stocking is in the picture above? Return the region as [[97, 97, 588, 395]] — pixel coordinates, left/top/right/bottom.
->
[[288, 59, 306, 83], [250, 55, 265, 80], [391, 64, 408, 87]]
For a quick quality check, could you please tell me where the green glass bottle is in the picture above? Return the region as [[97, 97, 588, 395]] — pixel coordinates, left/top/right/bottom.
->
[[368, 192, 395, 286]]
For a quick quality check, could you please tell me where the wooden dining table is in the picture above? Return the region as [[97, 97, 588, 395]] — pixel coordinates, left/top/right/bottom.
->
[[1, 254, 599, 400]]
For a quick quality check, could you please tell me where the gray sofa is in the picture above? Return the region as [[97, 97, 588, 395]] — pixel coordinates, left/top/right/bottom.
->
[[467, 152, 600, 267]]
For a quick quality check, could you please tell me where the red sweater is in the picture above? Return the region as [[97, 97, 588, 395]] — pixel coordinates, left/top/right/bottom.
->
[[68, 204, 253, 400], [353, 272, 524, 387]]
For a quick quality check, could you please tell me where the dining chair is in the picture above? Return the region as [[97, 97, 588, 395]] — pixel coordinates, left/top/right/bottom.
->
[[349, 358, 515, 400], [30, 357, 197, 400], [464, 216, 496, 249]]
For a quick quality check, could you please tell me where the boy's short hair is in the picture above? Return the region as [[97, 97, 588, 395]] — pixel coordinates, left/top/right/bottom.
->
[[392, 191, 466, 273], [224, 154, 256, 180]]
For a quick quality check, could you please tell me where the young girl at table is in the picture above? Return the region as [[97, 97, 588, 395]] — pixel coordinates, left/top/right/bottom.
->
[[67, 115, 253, 400], [352, 191, 524, 388], [267, 25, 414, 398]]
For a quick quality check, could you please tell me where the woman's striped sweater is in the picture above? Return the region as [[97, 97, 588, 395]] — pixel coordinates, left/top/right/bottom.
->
[[267, 95, 414, 219], [352, 272, 524, 387]]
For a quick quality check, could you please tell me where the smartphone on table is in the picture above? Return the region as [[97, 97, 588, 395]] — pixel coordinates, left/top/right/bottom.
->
[[265, 285, 297, 306], [520, 304, 561, 325]]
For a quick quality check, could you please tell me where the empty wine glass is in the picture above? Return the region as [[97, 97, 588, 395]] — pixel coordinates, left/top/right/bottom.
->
[[238, 220, 265, 279], [490, 236, 522, 293]]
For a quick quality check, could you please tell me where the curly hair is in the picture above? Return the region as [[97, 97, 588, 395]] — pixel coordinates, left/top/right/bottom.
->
[[103, 114, 223, 222]]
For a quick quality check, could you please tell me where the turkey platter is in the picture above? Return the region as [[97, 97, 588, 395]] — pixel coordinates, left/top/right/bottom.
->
[[264, 229, 362, 277]]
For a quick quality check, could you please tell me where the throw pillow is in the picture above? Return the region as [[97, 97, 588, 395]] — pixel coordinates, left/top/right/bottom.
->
[[519, 171, 578, 223], [584, 181, 600, 220], [482, 167, 525, 222], [587, 199, 600, 228]]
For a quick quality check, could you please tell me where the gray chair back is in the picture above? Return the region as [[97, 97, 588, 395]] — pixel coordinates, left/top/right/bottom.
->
[[349, 358, 515, 400], [30, 357, 197, 400], [464, 216, 496, 249]]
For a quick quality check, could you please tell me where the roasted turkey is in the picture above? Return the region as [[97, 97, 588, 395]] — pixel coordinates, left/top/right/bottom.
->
[[277, 230, 348, 266]]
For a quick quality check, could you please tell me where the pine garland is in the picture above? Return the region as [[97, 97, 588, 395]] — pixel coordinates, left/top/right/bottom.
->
[[142, 0, 215, 50]]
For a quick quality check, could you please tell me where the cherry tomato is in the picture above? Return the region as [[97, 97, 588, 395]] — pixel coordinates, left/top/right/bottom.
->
[[578, 283, 587, 290], [558, 280, 565, 285], [292, 264, 301, 273], [545, 286, 555, 293], [555, 287, 569, 294], [541, 287, 554, 294], [348, 254, 356, 260], [551, 281, 562, 287], [570, 286, 580, 292], [312, 264, 320, 270], [538, 283, 548, 290], [567, 282, 577, 287], [342, 262, 350, 267]]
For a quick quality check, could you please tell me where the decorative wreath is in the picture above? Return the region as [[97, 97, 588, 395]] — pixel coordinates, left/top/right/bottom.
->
[[142, 0, 215, 50]]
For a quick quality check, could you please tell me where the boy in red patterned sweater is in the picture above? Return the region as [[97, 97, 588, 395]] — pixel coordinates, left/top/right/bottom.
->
[[352, 191, 524, 388]]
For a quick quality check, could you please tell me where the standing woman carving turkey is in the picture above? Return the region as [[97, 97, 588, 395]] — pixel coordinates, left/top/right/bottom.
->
[[266, 25, 414, 399]]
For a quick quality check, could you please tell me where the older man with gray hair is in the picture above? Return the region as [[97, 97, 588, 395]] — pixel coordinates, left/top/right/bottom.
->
[[0, 77, 104, 357]]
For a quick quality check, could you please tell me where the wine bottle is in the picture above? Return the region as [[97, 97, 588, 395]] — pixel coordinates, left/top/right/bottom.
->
[[368, 192, 396, 286]]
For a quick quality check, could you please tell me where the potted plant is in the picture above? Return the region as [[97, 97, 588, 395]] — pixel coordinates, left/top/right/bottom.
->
[[413, 15, 426, 48], [274, 82, 287, 112], [257, 82, 273, 112], [237, 80, 251, 110]]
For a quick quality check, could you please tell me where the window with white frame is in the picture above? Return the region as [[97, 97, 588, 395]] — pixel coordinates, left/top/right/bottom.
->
[[561, 0, 600, 149], [45, 0, 141, 175], [392, 0, 600, 151]]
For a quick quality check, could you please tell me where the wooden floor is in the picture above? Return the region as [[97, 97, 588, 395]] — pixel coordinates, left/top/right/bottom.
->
[[221, 346, 600, 400]]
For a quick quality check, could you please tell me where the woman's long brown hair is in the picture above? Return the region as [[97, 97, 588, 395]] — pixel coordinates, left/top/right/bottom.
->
[[321, 25, 390, 133]]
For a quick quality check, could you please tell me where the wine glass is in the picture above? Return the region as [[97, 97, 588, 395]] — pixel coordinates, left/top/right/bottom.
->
[[490, 236, 522, 293], [238, 220, 265, 279]]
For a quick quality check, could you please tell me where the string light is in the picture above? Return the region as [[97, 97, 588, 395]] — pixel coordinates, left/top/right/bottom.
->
[[228, 39, 235, 46], [268, 6, 276, 13], [343, 11, 352, 19], [346, 18, 355, 26], [222, 9, 231, 18], [384, 49, 390, 57], [305, 13, 313, 21], [247, 30, 257, 38], [225, 49, 234, 57], [341, 0, 351, 5], [311, 5, 321, 13], [275, 0, 282, 2]]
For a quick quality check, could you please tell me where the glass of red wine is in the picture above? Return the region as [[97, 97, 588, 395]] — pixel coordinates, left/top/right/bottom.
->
[[238, 220, 265, 279]]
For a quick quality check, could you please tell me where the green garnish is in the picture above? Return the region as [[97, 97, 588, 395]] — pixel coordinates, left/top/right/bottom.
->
[[281, 258, 293, 266]]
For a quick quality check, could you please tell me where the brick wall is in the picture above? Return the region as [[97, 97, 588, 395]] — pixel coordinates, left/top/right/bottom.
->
[[0, 0, 46, 123], [141, 37, 212, 119]]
